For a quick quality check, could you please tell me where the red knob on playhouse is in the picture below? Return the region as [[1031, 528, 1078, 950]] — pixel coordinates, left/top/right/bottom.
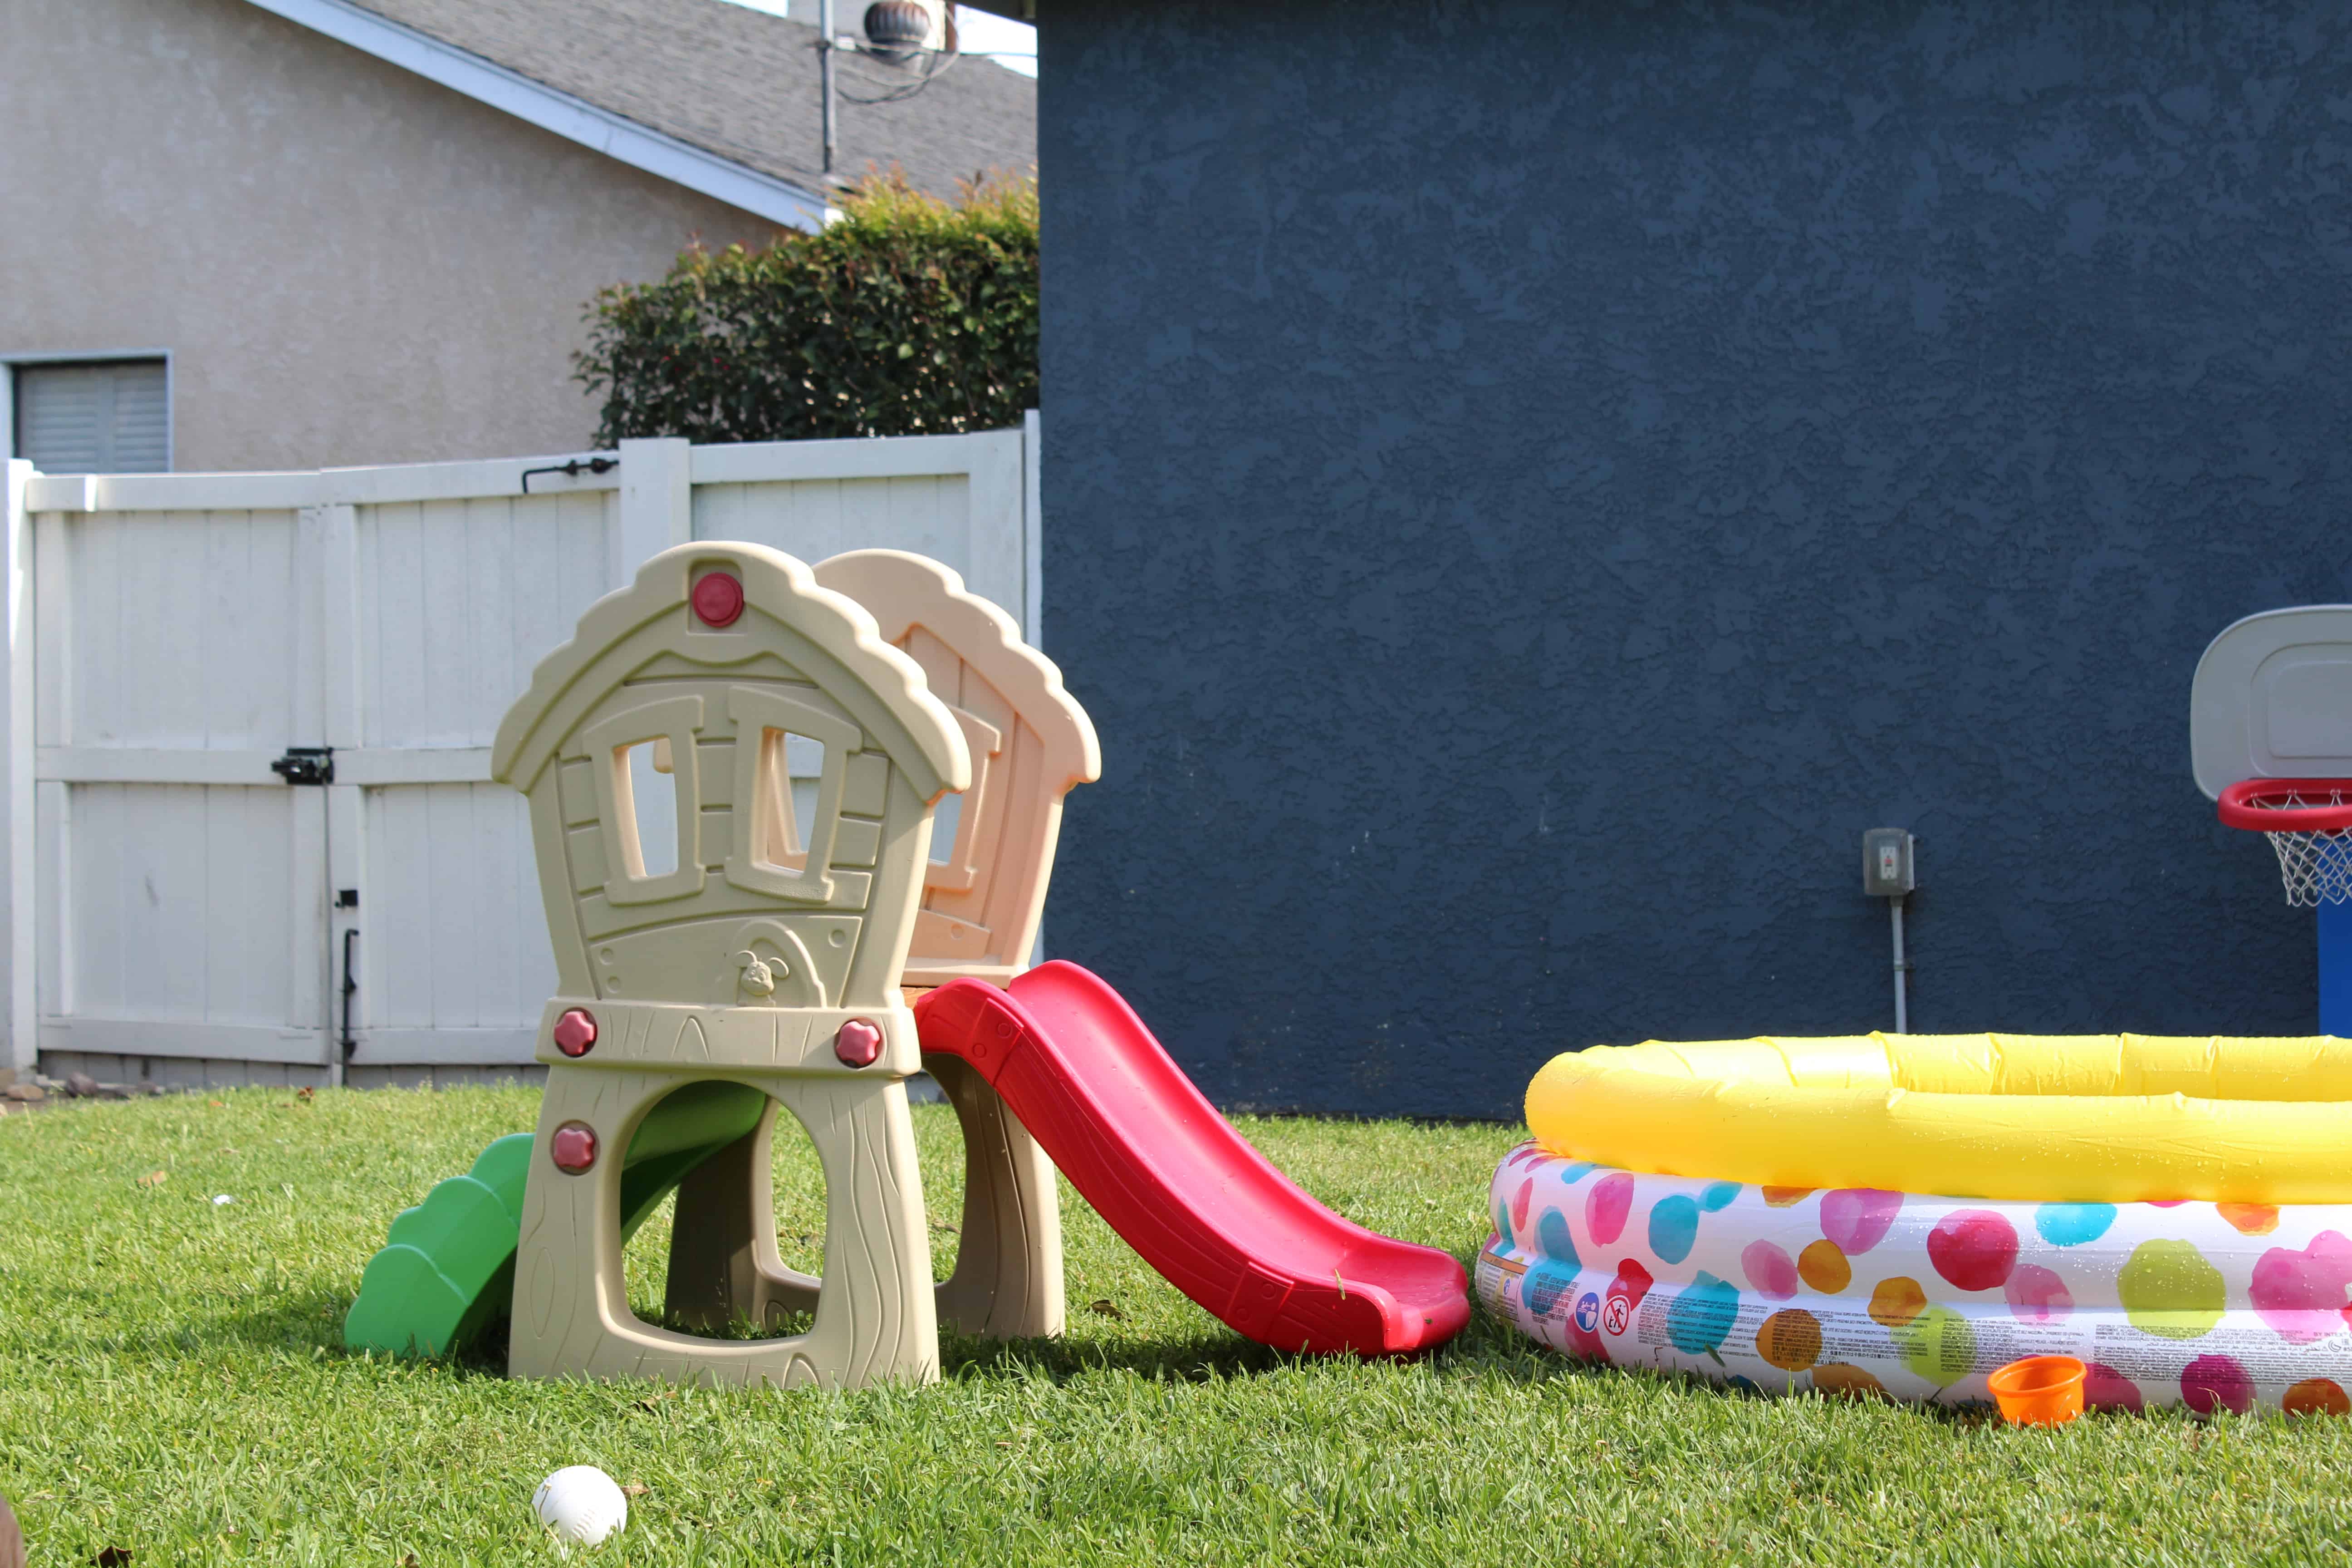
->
[[553, 1008, 598, 1057], [549, 1122, 598, 1175], [691, 571, 745, 627], [834, 1017, 884, 1068]]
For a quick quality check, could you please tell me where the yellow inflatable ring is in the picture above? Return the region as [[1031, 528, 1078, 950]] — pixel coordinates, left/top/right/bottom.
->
[[1525, 1033, 2352, 1205]]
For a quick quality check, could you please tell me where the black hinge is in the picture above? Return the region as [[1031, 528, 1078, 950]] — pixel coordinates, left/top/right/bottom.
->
[[270, 747, 334, 786]]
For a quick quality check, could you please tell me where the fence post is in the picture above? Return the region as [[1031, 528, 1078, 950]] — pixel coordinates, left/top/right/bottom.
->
[[313, 504, 361, 1088], [614, 438, 693, 586], [2, 461, 33, 1082], [1021, 410, 1043, 649], [1020, 411, 1046, 969]]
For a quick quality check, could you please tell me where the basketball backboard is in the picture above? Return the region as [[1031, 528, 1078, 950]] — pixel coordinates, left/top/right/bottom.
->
[[2190, 606, 2352, 800]]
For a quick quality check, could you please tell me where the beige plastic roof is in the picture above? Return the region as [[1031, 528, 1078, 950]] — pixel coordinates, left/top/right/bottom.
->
[[492, 542, 970, 801]]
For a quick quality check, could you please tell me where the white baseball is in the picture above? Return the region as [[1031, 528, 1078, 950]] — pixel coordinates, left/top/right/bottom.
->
[[531, 1465, 627, 1548]]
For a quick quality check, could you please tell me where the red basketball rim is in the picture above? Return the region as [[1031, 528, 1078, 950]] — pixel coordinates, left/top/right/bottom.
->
[[2218, 778, 2352, 833]]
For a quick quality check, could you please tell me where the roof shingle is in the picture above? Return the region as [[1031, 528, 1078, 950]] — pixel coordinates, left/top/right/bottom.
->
[[345, 0, 1034, 206]]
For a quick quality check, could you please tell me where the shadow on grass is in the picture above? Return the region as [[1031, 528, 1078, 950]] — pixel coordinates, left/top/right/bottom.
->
[[122, 1287, 348, 1356], [932, 1288, 1605, 1387], [207, 1277, 1951, 1425], [939, 1327, 1300, 1383], [179, 1286, 513, 1381], [201, 1289, 1522, 1391]]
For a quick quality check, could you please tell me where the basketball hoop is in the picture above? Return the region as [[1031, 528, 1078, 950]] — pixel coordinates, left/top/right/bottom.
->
[[2219, 779, 2352, 907]]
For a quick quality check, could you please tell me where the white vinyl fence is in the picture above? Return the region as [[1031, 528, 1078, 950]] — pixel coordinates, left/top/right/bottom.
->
[[0, 420, 1039, 1087]]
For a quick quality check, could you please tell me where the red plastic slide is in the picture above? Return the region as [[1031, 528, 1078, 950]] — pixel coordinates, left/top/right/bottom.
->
[[915, 962, 1470, 1356]]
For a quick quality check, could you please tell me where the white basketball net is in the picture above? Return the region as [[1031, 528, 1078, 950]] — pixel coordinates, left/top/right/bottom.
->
[[2247, 786, 2352, 906]]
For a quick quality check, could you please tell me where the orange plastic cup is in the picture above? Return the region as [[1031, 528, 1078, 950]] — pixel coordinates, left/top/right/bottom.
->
[[1987, 1355, 2087, 1426]]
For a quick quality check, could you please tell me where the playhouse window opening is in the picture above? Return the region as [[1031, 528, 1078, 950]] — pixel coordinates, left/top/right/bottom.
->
[[930, 792, 963, 865], [750, 729, 830, 871], [619, 740, 682, 878]]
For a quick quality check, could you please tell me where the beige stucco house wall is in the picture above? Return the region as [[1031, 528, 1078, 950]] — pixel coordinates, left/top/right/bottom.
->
[[1, 0, 786, 470]]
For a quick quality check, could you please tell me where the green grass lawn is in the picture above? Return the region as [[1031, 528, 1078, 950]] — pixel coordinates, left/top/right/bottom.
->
[[5, 1087, 2352, 1565]]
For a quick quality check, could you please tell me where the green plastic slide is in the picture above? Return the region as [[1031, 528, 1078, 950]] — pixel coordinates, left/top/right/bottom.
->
[[343, 1081, 770, 1358]]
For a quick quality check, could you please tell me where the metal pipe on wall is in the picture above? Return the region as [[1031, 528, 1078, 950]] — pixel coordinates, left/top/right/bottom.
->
[[1863, 828, 1917, 1035], [820, 0, 838, 176], [1890, 896, 1909, 1034]]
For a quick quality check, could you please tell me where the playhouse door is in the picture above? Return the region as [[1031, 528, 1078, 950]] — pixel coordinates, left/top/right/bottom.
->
[[32, 505, 335, 1073]]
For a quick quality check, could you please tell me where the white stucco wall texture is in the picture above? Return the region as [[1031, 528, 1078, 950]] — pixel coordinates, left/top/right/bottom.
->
[[4, 0, 783, 470]]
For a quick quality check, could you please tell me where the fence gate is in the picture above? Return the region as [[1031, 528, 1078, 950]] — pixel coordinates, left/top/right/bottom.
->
[[10, 425, 1038, 1084], [34, 504, 331, 1067]]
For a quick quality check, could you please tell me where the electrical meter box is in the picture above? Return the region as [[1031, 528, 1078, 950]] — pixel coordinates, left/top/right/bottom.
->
[[1862, 828, 1916, 897]]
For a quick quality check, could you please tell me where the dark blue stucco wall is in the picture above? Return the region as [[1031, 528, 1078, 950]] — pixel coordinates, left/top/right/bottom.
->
[[1035, 0, 2352, 1120]]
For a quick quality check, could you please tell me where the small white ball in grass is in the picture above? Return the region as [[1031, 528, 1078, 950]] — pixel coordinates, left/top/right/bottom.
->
[[532, 1465, 627, 1548]]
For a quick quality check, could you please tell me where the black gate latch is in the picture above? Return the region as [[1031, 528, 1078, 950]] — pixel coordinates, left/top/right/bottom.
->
[[270, 747, 334, 786]]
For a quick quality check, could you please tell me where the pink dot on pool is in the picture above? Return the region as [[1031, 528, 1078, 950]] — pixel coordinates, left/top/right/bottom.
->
[[2004, 1263, 2073, 1323], [1587, 1173, 1635, 1247], [1740, 1240, 1802, 1301], [1510, 1179, 1534, 1235], [2084, 1362, 2143, 1414], [2181, 1353, 2254, 1416], [2249, 1230, 2352, 1344], [1820, 1189, 1903, 1255], [691, 571, 745, 627], [1927, 1209, 2018, 1292]]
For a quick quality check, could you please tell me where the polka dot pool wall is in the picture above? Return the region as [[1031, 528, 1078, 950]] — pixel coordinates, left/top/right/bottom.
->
[[1480, 1142, 2352, 1415]]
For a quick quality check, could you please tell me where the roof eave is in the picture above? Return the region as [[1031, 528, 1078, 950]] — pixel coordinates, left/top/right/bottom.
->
[[245, 0, 831, 230]]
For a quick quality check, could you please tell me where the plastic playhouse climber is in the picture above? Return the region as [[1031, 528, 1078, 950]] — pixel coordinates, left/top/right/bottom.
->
[[346, 544, 1468, 1386]]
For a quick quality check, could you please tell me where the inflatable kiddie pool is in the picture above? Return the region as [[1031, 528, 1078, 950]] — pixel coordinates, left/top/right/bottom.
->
[[1480, 1032, 2352, 1414]]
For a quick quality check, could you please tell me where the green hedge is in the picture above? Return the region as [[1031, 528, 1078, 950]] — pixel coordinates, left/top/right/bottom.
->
[[577, 172, 1037, 446]]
